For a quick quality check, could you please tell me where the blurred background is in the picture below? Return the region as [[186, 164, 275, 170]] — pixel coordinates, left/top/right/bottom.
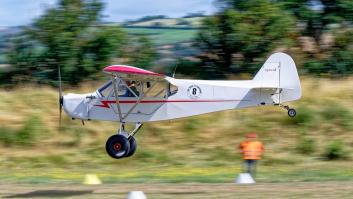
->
[[0, 0, 352, 187]]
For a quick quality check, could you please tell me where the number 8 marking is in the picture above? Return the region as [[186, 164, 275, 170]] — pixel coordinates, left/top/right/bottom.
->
[[187, 85, 202, 99], [192, 88, 197, 95]]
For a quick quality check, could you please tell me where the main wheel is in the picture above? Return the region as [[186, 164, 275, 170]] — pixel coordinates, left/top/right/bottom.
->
[[105, 134, 130, 159], [124, 137, 137, 157], [288, 108, 297, 117]]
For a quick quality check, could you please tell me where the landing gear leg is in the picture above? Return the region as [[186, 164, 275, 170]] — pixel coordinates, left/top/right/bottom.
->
[[125, 123, 143, 157], [128, 123, 143, 139], [105, 123, 143, 159], [279, 104, 297, 118]]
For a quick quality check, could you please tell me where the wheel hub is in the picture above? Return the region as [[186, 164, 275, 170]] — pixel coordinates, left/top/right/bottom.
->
[[288, 108, 297, 117], [113, 143, 121, 150]]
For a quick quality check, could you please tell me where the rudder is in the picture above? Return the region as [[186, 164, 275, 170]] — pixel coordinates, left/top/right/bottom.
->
[[253, 52, 301, 104]]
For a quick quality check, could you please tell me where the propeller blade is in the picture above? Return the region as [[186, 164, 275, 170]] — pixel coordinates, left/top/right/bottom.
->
[[59, 67, 62, 100], [59, 101, 62, 127], [58, 65, 63, 128]]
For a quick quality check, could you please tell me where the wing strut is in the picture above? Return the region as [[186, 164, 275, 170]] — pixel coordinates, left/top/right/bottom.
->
[[111, 74, 123, 122], [122, 82, 157, 120]]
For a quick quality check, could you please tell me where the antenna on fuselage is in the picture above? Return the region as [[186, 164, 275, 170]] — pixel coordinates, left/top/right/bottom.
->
[[172, 64, 178, 78]]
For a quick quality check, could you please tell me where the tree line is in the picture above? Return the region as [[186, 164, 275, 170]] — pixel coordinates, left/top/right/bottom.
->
[[0, 0, 156, 85], [194, 0, 353, 78], [0, 0, 352, 85]]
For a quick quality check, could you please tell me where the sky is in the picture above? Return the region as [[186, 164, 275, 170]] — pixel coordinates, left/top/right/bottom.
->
[[0, 0, 216, 27]]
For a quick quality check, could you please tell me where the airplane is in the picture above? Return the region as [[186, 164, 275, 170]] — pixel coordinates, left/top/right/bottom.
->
[[59, 52, 301, 159]]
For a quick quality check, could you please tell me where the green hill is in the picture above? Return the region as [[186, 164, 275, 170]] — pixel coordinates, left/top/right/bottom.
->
[[120, 16, 203, 45], [121, 16, 204, 46], [123, 27, 198, 45], [124, 17, 204, 28]]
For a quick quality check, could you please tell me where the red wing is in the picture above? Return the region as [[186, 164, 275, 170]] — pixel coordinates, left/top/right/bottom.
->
[[104, 65, 162, 76], [103, 65, 165, 81]]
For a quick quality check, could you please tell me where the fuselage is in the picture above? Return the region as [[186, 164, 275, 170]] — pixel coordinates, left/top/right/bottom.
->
[[63, 78, 265, 123]]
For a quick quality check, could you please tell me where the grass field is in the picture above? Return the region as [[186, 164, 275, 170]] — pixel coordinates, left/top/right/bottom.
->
[[0, 77, 352, 185], [123, 27, 198, 45]]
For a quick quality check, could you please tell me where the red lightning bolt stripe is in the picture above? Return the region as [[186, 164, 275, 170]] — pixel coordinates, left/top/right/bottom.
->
[[95, 99, 244, 109]]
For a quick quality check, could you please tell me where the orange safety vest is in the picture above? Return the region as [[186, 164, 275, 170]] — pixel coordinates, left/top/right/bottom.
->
[[240, 141, 264, 160]]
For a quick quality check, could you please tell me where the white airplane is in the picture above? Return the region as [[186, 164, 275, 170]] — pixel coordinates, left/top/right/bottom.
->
[[59, 52, 301, 159]]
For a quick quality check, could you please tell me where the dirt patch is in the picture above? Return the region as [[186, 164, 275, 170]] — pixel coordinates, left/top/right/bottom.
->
[[0, 181, 352, 199]]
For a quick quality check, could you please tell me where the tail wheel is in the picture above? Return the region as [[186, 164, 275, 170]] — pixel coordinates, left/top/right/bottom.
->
[[125, 137, 137, 157], [288, 108, 297, 117], [105, 135, 130, 159]]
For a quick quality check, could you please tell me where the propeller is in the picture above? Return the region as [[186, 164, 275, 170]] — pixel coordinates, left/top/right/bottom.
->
[[58, 65, 63, 128]]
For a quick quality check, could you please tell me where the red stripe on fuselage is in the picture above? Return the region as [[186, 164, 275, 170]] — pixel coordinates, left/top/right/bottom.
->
[[95, 99, 242, 109]]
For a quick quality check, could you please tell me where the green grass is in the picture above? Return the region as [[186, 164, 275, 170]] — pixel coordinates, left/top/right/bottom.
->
[[123, 27, 198, 45], [0, 115, 44, 146], [1, 161, 352, 184], [321, 102, 353, 130]]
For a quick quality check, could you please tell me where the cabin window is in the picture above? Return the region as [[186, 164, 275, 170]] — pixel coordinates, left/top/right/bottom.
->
[[98, 80, 140, 98], [110, 79, 139, 98], [168, 84, 178, 97], [99, 79, 177, 99], [141, 81, 168, 98]]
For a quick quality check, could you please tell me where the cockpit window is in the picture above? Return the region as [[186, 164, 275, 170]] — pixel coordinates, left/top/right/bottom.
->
[[111, 80, 139, 98], [98, 79, 178, 98], [168, 84, 178, 97], [98, 80, 139, 98]]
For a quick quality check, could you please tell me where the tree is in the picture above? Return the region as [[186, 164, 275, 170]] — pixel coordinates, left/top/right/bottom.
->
[[4, 0, 126, 85], [277, 0, 353, 42], [127, 36, 158, 68], [325, 29, 353, 75], [277, 0, 353, 75], [304, 28, 353, 75], [196, 0, 296, 76]]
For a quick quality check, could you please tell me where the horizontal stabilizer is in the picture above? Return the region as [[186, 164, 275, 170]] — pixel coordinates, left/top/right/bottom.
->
[[252, 87, 295, 90]]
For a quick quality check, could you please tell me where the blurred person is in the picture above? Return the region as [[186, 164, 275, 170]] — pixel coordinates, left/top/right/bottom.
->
[[239, 133, 264, 178], [125, 81, 139, 97]]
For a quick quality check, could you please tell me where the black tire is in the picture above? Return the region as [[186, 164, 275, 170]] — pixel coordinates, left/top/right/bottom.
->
[[105, 134, 130, 159], [125, 137, 137, 157], [288, 108, 297, 117]]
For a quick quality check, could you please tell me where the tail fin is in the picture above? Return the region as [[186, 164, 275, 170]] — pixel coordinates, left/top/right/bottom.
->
[[253, 52, 301, 103]]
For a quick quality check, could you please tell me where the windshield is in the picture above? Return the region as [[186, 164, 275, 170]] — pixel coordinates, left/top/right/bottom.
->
[[98, 81, 112, 97]]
